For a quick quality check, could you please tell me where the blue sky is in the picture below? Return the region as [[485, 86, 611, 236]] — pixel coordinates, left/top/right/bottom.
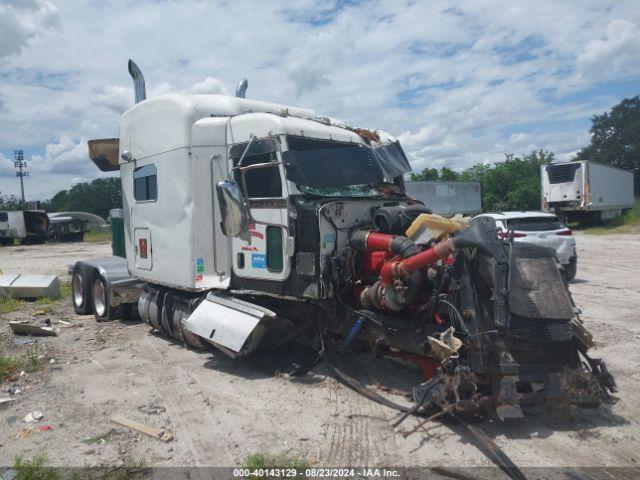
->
[[1, 0, 640, 201]]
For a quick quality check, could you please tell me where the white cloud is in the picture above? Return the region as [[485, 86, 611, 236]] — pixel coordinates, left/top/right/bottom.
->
[[0, 0, 59, 59], [190, 77, 227, 95], [93, 85, 133, 113], [29, 135, 89, 175], [1, 0, 640, 199], [576, 19, 640, 81]]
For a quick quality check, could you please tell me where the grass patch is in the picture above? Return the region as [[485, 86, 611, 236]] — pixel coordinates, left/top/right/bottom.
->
[[82, 429, 114, 445], [111, 458, 148, 480], [24, 342, 42, 373], [13, 453, 59, 480], [59, 281, 71, 299], [85, 230, 111, 243], [0, 342, 42, 381], [33, 281, 71, 308], [0, 296, 25, 314], [243, 452, 311, 478], [573, 201, 640, 234], [0, 355, 23, 381]]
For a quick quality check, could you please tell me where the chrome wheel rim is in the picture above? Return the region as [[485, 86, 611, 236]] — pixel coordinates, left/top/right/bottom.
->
[[93, 279, 106, 317], [72, 272, 83, 307]]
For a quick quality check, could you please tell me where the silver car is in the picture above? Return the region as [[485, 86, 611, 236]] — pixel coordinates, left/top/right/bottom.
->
[[474, 211, 577, 280]]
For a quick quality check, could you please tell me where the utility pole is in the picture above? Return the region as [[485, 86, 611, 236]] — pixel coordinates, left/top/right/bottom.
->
[[13, 149, 28, 205]]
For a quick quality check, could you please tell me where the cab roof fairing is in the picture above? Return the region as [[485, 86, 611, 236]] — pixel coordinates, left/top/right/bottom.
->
[[120, 93, 317, 162], [120, 93, 405, 162]]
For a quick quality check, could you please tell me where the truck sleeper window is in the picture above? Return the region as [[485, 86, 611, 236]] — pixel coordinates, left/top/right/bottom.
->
[[133, 164, 157, 201]]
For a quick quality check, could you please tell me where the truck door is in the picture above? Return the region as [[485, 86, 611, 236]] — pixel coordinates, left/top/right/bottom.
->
[[230, 138, 291, 283]]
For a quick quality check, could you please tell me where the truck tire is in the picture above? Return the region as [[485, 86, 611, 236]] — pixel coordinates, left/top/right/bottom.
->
[[72, 266, 93, 315], [92, 274, 114, 321], [563, 257, 577, 282]]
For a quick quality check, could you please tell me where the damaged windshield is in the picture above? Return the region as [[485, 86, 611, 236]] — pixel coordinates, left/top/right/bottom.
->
[[282, 136, 410, 197]]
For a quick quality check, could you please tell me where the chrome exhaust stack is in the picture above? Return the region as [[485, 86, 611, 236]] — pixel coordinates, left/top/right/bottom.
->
[[128, 59, 146, 104], [235, 78, 248, 98]]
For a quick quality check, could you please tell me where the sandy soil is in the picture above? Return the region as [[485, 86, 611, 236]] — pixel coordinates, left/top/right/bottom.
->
[[0, 233, 639, 474], [0, 241, 112, 277]]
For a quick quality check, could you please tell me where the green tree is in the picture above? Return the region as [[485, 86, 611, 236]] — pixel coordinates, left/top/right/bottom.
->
[[0, 193, 21, 210], [459, 150, 554, 211], [41, 177, 121, 219], [410, 166, 461, 181], [439, 167, 459, 181], [410, 167, 439, 181], [576, 96, 640, 193]]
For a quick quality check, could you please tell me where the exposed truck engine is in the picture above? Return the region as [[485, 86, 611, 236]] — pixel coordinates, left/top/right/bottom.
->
[[72, 60, 615, 421]]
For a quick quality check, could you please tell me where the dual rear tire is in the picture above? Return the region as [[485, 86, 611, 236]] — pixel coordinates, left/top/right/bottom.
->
[[72, 266, 126, 321]]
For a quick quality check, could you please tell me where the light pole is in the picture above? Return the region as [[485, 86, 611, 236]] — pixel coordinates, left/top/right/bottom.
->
[[13, 149, 28, 205]]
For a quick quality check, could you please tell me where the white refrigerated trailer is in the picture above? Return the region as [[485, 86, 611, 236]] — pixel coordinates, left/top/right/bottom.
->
[[541, 160, 635, 221], [405, 181, 482, 216]]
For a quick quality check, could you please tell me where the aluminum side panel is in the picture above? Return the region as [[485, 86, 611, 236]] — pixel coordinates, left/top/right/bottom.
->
[[184, 294, 272, 353]]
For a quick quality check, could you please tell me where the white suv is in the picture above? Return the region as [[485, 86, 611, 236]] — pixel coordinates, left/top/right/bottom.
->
[[474, 211, 577, 281]]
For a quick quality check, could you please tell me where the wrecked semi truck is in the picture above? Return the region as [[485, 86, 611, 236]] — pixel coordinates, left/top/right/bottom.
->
[[72, 60, 615, 417]]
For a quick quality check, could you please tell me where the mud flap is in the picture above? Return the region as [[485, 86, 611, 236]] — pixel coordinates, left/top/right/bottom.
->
[[184, 292, 276, 358]]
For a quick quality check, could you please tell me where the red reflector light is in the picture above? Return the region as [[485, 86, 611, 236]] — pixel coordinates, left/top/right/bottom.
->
[[139, 238, 148, 258], [556, 229, 572, 236], [498, 231, 527, 239]]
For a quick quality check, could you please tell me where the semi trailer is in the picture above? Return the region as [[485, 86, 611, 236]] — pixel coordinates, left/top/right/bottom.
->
[[71, 60, 615, 418], [0, 210, 49, 246], [404, 181, 481, 217], [541, 160, 635, 221]]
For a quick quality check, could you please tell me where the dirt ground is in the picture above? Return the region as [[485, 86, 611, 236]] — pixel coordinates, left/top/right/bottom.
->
[[0, 234, 639, 475]]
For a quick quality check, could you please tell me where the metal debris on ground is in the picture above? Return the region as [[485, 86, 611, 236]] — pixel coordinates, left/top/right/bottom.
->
[[13, 337, 35, 346], [111, 415, 174, 442], [9, 321, 59, 337], [0, 398, 15, 406], [0, 468, 17, 480], [0, 274, 60, 299]]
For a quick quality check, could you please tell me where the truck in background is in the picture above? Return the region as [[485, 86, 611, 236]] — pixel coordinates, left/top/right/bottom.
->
[[404, 181, 481, 217], [0, 210, 49, 246], [541, 160, 634, 221]]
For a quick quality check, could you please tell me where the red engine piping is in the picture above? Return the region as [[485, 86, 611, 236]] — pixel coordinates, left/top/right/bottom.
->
[[366, 232, 395, 251], [380, 237, 454, 286]]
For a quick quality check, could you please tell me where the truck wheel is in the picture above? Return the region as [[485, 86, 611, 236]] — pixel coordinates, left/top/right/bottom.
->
[[92, 275, 114, 321], [563, 257, 577, 282], [72, 266, 93, 315]]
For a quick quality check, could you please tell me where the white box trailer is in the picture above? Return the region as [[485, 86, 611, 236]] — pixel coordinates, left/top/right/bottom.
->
[[541, 160, 635, 220], [405, 181, 481, 216]]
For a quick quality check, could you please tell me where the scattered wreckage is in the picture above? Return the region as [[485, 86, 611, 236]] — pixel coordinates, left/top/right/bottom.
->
[[70, 60, 616, 428]]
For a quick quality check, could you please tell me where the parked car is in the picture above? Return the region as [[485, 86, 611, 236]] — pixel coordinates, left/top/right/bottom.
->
[[474, 211, 577, 281]]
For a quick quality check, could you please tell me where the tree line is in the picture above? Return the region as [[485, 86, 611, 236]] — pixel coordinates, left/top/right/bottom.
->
[[410, 150, 554, 211], [0, 177, 121, 220], [411, 95, 640, 211]]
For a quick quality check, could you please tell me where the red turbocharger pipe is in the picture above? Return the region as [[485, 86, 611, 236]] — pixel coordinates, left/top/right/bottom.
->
[[380, 237, 455, 286], [365, 232, 395, 251]]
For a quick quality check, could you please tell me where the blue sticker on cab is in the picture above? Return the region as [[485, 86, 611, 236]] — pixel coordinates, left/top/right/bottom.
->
[[252, 254, 267, 269]]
